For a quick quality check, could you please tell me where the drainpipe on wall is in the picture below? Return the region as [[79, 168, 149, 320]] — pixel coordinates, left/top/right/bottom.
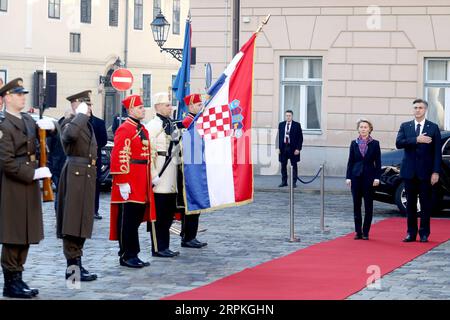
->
[[123, 0, 129, 100], [232, 0, 240, 56], [124, 0, 129, 69], [225, 0, 229, 64]]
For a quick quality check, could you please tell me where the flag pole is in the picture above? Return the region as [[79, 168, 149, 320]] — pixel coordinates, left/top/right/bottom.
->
[[256, 14, 271, 33], [198, 16, 271, 118]]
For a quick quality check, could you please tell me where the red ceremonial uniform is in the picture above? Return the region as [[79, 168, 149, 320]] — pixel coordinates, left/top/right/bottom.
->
[[109, 117, 156, 240]]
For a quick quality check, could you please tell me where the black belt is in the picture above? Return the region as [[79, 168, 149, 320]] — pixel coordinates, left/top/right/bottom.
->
[[157, 151, 167, 156], [15, 155, 36, 163], [67, 156, 96, 166], [130, 159, 148, 165]]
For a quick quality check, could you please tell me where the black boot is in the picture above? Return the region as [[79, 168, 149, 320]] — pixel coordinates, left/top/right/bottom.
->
[[78, 257, 97, 281], [17, 272, 39, 297], [65, 258, 78, 280], [3, 270, 33, 299], [66, 258, 97, 282]]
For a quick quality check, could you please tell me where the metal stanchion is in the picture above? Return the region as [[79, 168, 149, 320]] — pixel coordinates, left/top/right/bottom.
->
[[289, 164, 300, 242], [320, 163, 325, 232]]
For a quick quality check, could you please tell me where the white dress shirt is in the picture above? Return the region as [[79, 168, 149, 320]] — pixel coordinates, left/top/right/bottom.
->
[[284, 121, 292, 144], [414, 119, 425, 136]]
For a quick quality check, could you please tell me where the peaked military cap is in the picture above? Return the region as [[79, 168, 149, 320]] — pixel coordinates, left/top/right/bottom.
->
[[66, 90, 92, 103], [0, 78, 29, 97]]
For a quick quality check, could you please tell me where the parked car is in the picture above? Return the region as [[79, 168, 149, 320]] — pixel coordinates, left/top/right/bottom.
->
[[374, 131, 450, 214], [99, 140, 113, 188]]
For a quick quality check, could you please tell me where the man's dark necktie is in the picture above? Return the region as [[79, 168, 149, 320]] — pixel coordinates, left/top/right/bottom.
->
[[416, 123, 421, 137]]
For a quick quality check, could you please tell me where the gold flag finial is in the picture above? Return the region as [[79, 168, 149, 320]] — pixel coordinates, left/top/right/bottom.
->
[[256, 14, 271, 33]]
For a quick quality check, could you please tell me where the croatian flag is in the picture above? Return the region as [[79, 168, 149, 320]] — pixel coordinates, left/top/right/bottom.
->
[[182, 34, 257, 213]]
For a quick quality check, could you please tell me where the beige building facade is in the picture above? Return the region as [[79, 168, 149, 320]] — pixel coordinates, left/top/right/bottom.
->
[[0, 0, 189, 129], [190, 0, 450, 176]]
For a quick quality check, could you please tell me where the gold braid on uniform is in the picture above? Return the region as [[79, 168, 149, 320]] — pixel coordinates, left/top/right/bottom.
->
[[141, 142, 150, 158], [119, 139, 132, 173]]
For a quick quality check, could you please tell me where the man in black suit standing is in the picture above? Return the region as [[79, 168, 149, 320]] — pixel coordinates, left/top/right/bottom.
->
[[396, 99, 442, 243], [89, 110, 108, 220], [276, 110, 303, 188]]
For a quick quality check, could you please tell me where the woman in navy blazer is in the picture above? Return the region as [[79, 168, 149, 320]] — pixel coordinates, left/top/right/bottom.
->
[[346, 119, 381, 240]]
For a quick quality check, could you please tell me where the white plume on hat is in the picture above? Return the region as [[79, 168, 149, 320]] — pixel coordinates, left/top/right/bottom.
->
[[153, 92, 170, 105]]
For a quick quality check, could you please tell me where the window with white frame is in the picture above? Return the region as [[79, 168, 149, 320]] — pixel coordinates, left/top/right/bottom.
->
[[70, 33, 81, 53], [281, 57, 323, 131], [134, 0, 143, 30], [0, 0, 7, 12], [48, 0, 61, 19], [109, 0, 119, 27], [425, 58, 450, 130], [81, 0, 91, 24], [173, 0, 180, 35], [143, 74, 152, 107]]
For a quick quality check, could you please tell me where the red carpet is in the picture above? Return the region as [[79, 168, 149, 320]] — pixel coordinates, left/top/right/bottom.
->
[[165, 218, 450, 300]]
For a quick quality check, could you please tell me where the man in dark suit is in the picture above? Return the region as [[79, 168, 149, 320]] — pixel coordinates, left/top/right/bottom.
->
[[47, 116, 67, 213], [89, 111, 107, 220], [276, 110, 303, 188], [396, 99, 442, 243]]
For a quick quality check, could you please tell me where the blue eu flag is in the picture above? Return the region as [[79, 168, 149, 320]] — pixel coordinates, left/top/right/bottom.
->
[[173, 19, 191, 120]]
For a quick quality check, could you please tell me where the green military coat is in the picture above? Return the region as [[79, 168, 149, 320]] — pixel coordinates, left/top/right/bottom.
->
[[56, 113, 97, 239], [0, 112, 44, 245]]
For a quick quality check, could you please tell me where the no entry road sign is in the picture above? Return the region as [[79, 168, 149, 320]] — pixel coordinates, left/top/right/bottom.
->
[[111, 68, 134, 91]]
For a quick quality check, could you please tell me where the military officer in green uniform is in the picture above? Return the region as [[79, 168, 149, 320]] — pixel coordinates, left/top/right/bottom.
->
[[0, 78, 54, 298], [56, 90, 98, 282]]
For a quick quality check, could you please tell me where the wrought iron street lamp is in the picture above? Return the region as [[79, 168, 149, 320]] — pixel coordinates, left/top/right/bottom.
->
[[150, 10, 183, 61]]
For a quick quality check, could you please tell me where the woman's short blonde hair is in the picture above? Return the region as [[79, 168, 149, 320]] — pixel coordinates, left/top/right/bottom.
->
[[356, 118, 373, 133]]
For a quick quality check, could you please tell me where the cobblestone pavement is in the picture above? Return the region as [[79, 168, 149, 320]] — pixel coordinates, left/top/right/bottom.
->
[[1, 186, 449, 300]]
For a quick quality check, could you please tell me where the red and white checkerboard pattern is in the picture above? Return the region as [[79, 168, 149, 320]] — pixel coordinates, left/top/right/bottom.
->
[[196, 105, 233, 140]]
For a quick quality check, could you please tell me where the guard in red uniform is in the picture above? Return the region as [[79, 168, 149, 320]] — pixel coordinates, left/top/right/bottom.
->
[[109, 95, 156, 268]]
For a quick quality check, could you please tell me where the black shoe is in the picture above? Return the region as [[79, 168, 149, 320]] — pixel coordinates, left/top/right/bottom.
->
[[3, 271, 33, 299], [402, 235, 416, 242], [182, 239, 203, 248], [80, 266, 97, 281], [66, 258, 97, 281], [120, 257, 146, 268], [94, 213, 103, 220], [420, 236, 429, 243], [136, 257, 150, 267], [192, 238, 208, 247], [362, 235, 369, 240], [354, 234, 363, 240], [278, 183, 288, 187], [152, 249, 179, 258], [18, 272, 39, 297], [167, 249, 180, 256]]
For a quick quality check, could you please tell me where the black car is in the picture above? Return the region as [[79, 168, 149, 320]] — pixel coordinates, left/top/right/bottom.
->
[[374, 131, 450, 214], [99, 140, 113, 188]]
